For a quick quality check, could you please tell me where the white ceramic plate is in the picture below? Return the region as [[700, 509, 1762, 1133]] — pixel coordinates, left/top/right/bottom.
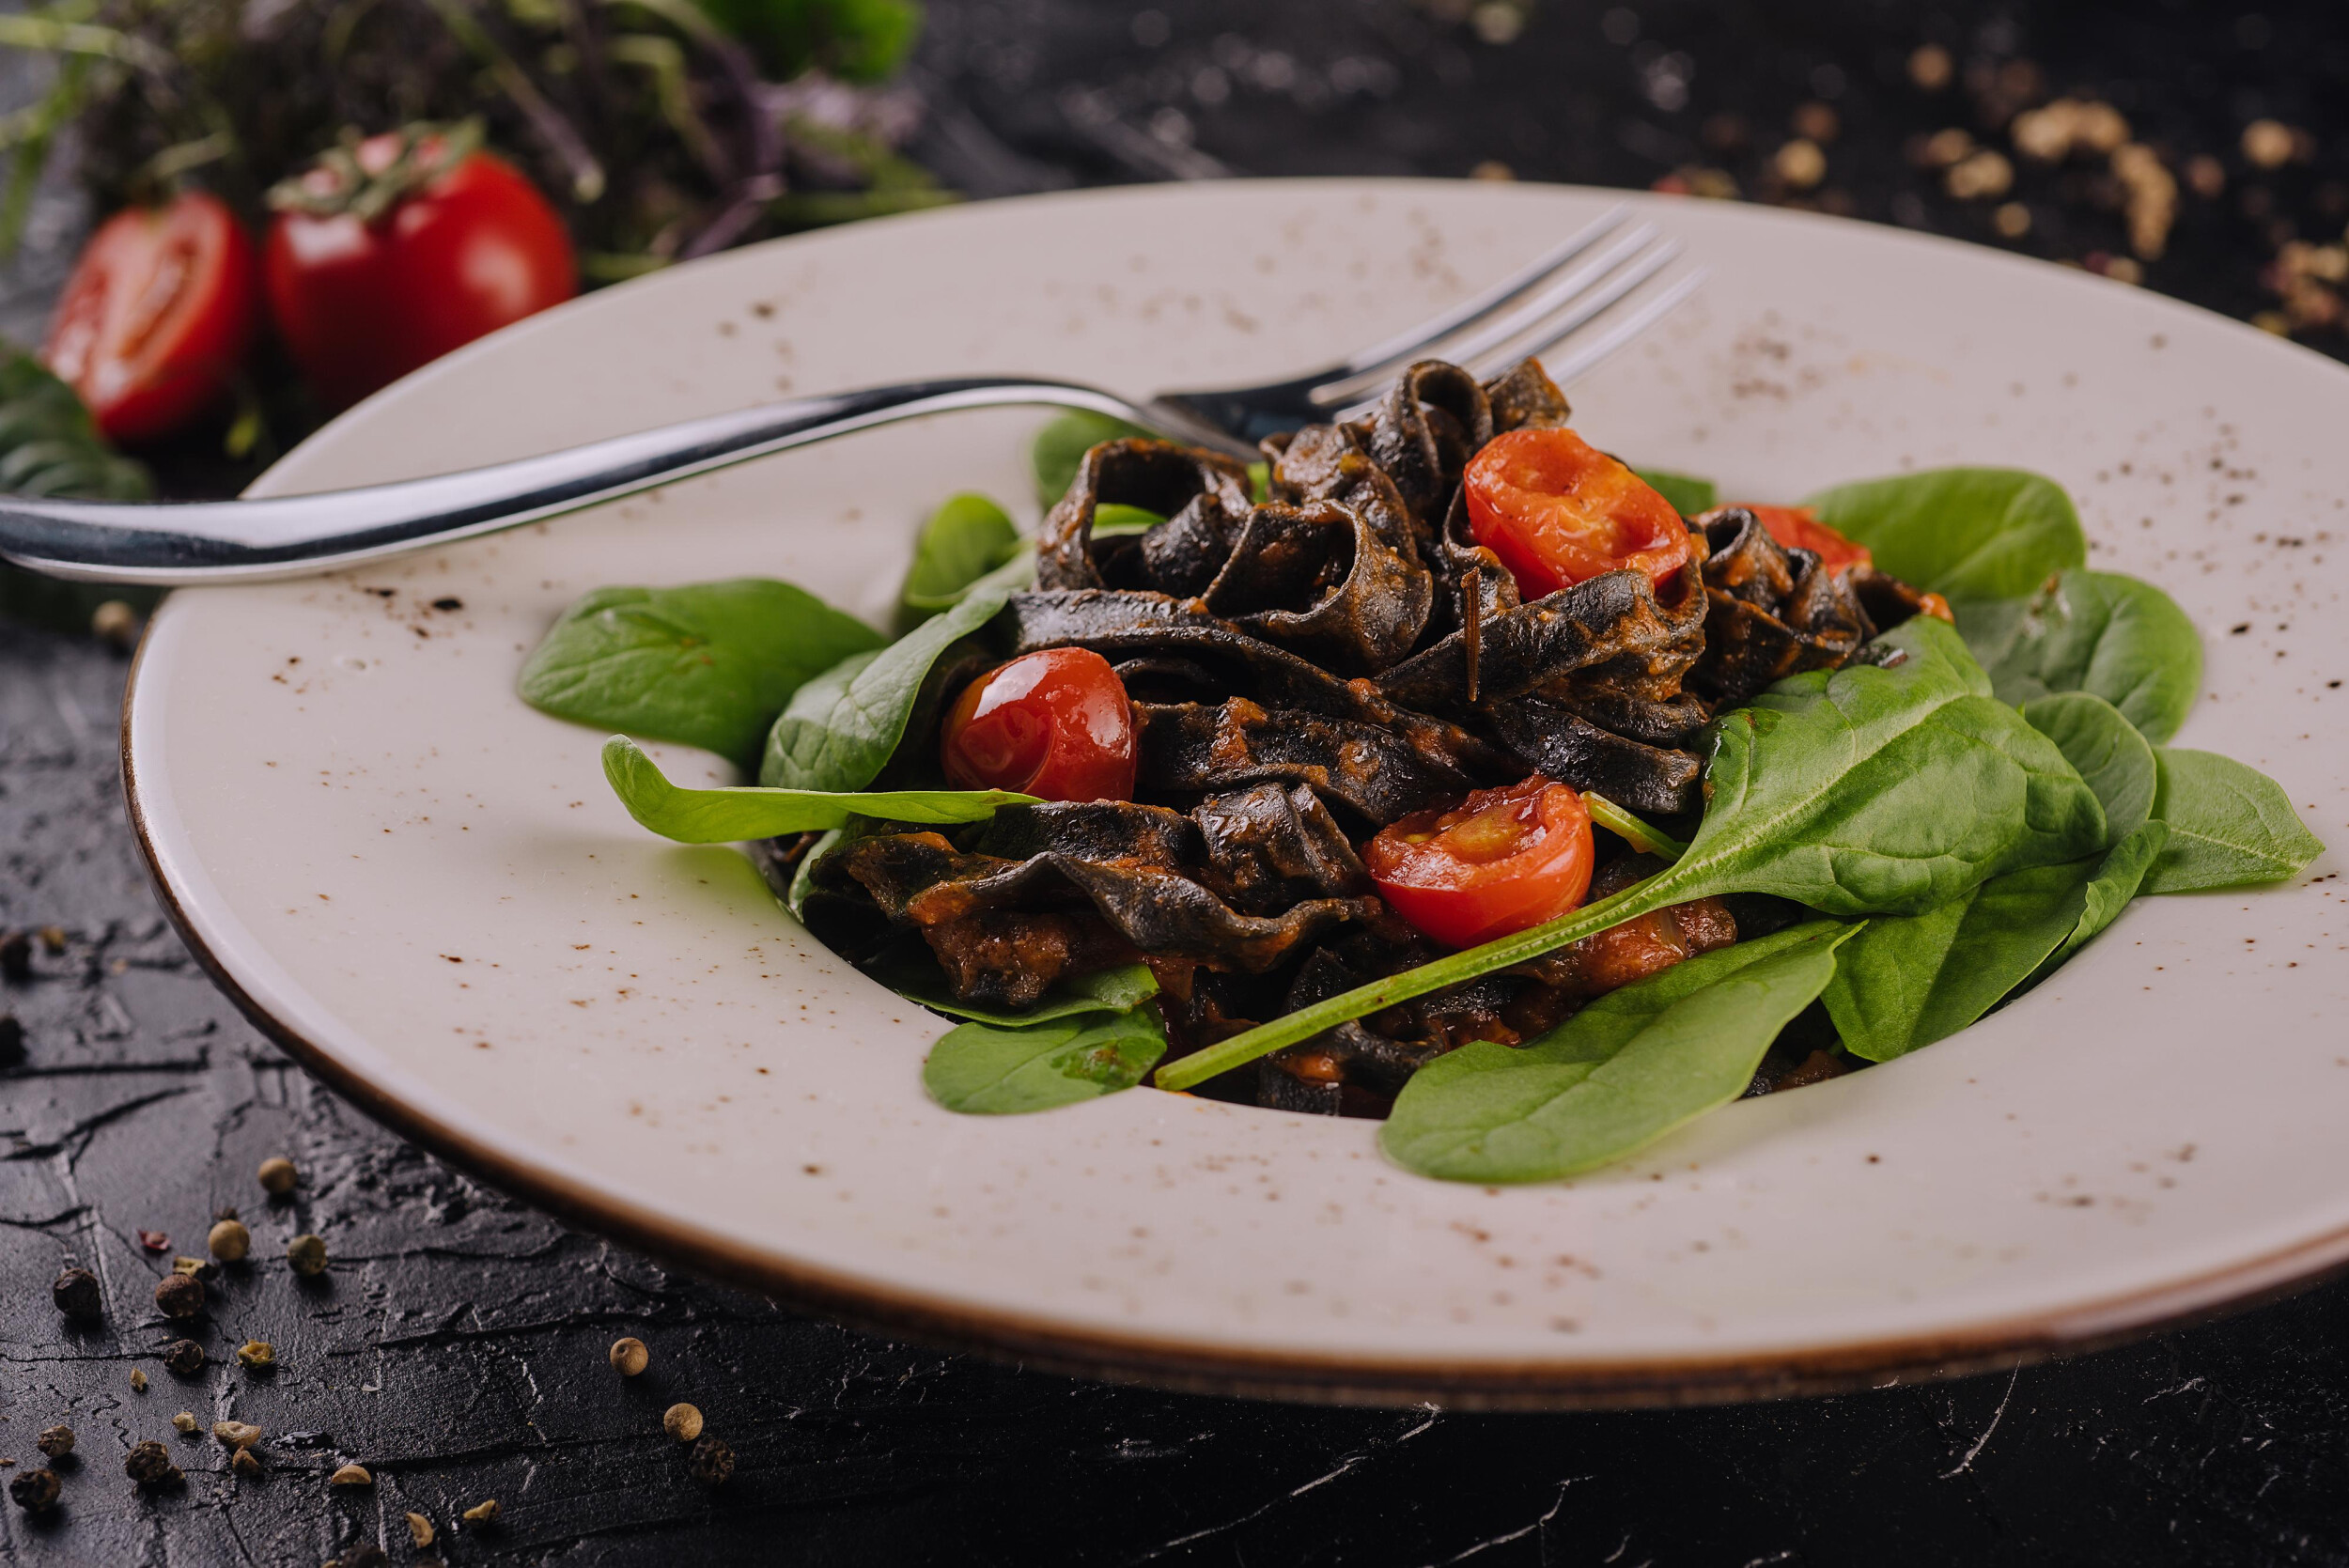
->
[[126, 181, 2349, 1406]]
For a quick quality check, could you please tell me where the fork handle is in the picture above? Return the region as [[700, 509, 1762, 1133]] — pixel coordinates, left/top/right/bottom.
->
[[0, 377, 1195, 585]]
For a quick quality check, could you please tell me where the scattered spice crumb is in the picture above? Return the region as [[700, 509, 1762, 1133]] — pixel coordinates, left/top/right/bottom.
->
[[609, 1336, 649, 1376], [236, 1340, 276, 1370], [232, 1446, 262, 1478], [213, 1421, 262, 1449], [34, 1426, 72, 1459], [171, 1254, 208, 1277], [407, 1511, 436, 1547], [172, 1412, 198, 1434], [461, 1498, 501, 1525], [328, 1462, 373, 1487], [137, 1228, 170, 1252], [129, 1368, 148, 1392]]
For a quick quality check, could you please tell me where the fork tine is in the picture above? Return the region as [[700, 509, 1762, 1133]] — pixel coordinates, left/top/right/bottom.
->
[[1522, 265, 1709, 386], [1313, 224, 1671, 406], [1446, 237, 1687, 383], [1318, 204, 1632, 381]]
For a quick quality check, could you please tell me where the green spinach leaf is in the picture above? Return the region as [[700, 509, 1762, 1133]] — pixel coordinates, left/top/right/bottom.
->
[[898, 492, 1021, 627], [924, 1005, 1170, 1114], [520, 579, 884, 768], [2139, 747, 2325, 893], [2027, 819, 2170, 987], [605, 736, 1031, 842], [1820, 858, 2096, 1062], [1803, 467, 2086, 600], [1379, 923, 1854, 1183], [868, 955, 1159, 1026], [2022, 691, 2156, 842], [1032, 410, 1154, 508], [761, 580, 1014, 791], [1962, 570, 2202, 742], [1158, 616, 2108, 1092], [1633, 467, 1717, 517]]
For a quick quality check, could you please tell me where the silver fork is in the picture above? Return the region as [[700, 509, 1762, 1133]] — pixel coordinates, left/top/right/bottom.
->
[[0, 205, 1701, 584]]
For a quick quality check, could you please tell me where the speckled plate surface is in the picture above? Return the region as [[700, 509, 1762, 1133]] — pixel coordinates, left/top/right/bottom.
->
[[124, 181, 2349, 1407]]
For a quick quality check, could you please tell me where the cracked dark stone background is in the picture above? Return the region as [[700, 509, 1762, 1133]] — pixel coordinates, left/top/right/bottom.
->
[[9, 2, 2349, 1563]]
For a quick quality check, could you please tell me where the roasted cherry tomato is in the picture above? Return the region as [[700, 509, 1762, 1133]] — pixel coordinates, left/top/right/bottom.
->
[[42, 192, 258, 444], [1463, 427, 1693, 597], [1744, 504, 1874, 575], [264, 125, 575, 410], [941, 647, 1138, 802], [1363, 777, 1595, 950]]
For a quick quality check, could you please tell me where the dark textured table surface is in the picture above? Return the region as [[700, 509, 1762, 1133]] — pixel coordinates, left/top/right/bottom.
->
[[9, 3, 2349, 1563]]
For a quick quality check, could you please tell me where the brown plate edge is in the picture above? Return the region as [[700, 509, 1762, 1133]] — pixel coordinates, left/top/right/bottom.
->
[[117, 623, 2349, 1413]]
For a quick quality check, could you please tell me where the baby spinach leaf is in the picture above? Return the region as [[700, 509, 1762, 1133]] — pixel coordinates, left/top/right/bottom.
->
[[1964, 570, 2202, 742], [604, 737, 1032, 843], [869, 955, 1159, 1026], [924, 1004, 1170, 1114], [1803, 467, 2087, 601], [761, 580, 1015, 791], [1633, 467, 1717, 517], [2026, 819, 2170, 988], [1033, 410, 1154, 507], [1379, 923, 1854, 1183], [2022, 691, 2155, 843], [898, 492, 1021, 628], [1821, 858, 2097, 1062], [2139, 747, 2326, 893], [1583, 792, 1687, 860], [520, 579, 884, 768], [1157, 617, 2108, 1093]]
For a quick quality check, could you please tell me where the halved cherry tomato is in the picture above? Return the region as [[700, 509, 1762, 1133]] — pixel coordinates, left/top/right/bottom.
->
[[941, 647, 1138, 802], [42, 192, 258, 444], [1743, 504, 1874, 575], [1463, 427, 1693, 597], [1363, 777, 1595, 949]]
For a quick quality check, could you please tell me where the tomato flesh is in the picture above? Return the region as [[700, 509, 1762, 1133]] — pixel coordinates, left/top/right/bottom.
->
[[265, 135, 576, 410], [1463, 427, 1693, 597], [1743, 504, 1874, 575], [1363, 777, 1595, 950], [941, 648, 1139, 802], [43, 193, 257, 444]]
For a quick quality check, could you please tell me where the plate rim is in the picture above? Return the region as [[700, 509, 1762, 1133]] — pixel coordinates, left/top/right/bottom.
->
[[119, 176, 2349, 1408]]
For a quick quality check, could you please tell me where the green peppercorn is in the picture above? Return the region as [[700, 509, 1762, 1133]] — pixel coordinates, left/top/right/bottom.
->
[[8, 1467, 60, 1514], [51, 1265, 101, 1320], [286, 1234, 328, 1277], [154, 1271, 205, 1319], [208, 1219, 251, 1263]]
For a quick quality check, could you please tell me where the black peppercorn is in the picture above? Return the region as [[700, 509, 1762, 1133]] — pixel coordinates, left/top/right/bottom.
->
[[51, 1266, 101, 1320], [153, 1271, 205, 1320], [124, 1440, 179, 1487], [0, 1013, 23, 1066], [688, 1435, 734, 1486], [0, 929, 30, 981], [35, 1425, 72, 1458], [340, 1546, 389, 1568], [8, 1467, 60, 1513], [163, 1338, 204, 1375]]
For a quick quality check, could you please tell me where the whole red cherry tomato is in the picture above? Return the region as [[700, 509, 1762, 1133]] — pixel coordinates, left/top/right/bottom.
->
[[42, 192, 257, 444], [1363, 777, 1595, 950], [1463, 428, 1693, 598], [941, 647, 1139, 802], [264, 124, 575, 410], [1743, 504, 1874, 575]]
